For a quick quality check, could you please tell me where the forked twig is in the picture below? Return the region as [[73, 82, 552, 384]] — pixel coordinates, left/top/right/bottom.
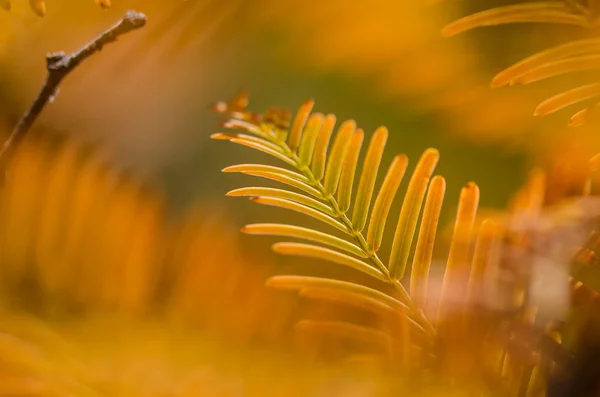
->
[[0, 10, 147, 166]]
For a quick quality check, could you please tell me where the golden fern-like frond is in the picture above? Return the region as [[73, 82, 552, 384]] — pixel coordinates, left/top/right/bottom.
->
[[212, 92, 527, 382], [441, 1, 600, 125]]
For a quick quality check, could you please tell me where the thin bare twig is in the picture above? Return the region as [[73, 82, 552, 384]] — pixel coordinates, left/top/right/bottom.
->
[[0, 10, 147, 166]]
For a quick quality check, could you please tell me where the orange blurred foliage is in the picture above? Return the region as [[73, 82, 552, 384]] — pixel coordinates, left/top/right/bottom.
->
[[0, 134, 293, 347]]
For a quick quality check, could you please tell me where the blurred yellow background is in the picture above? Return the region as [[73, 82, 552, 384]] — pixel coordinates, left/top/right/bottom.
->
[[0, 1, 598, 394]]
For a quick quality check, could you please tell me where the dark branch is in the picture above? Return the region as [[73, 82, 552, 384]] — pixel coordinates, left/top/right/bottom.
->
[[0, 10, 147, 165]]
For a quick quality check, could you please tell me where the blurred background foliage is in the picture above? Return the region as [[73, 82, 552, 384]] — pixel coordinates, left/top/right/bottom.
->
[[0, 0, 598, 336], [1, 0, 576, 221], [1, 0, 600, 394]]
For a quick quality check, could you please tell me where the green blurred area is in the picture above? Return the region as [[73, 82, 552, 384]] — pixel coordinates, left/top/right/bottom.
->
[[163, 27, 527, 225]]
